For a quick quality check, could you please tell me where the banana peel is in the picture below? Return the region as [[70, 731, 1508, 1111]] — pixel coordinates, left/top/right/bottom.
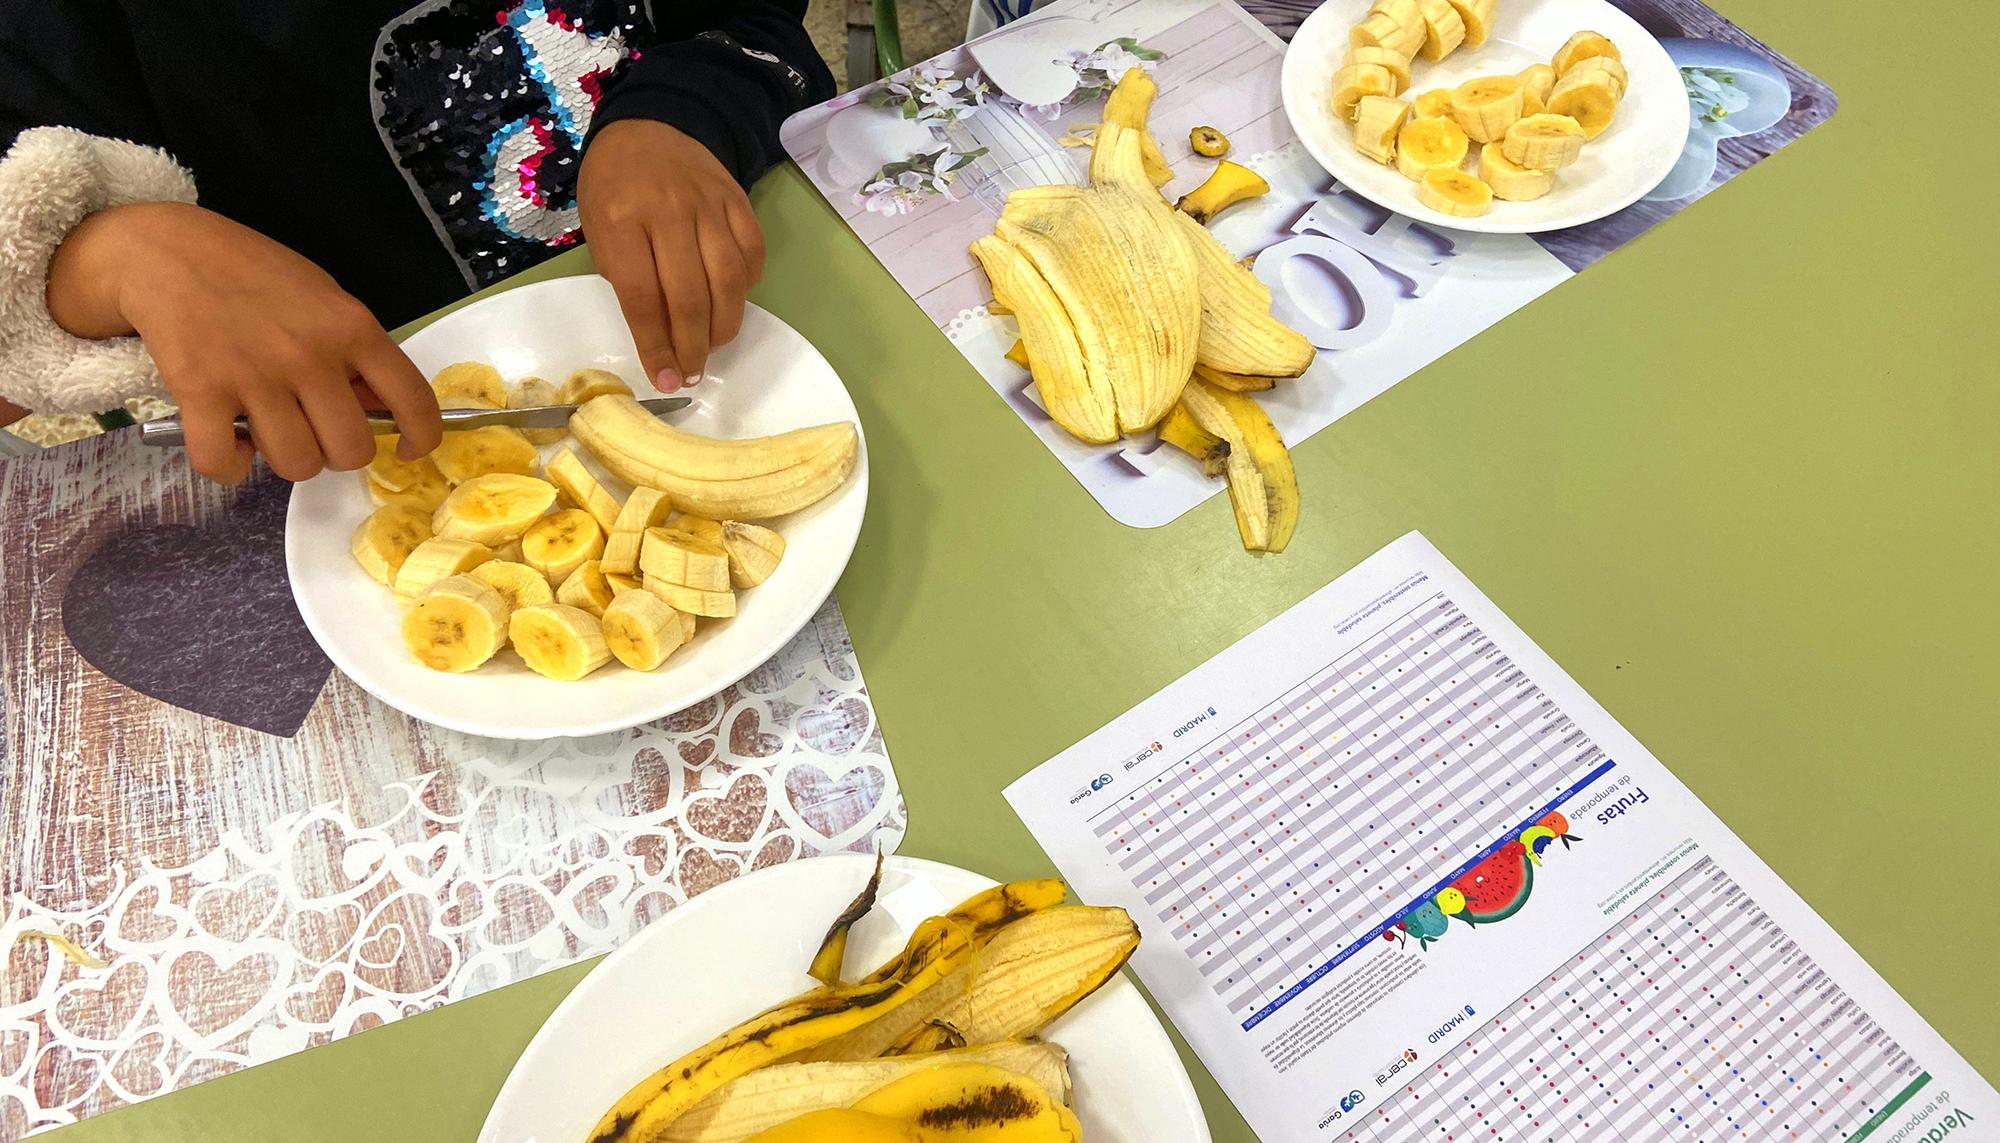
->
[[1176, 377, 1299, 553], [740, 1064, 1080, 1143], [1174, 160, 1268, 224], [1158, 405, 1230, 478], [808, 852, 884, 986]]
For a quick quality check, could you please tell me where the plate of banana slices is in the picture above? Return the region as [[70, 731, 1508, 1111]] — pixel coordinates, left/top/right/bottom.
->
[[285, 274, 867, 739], [478, 853, 1210, 1143], [1283, 0, 1688, 233]]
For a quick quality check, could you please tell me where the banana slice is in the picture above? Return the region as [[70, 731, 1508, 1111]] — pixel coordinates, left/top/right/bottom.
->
[[402, 575, 510, 672], [469, 559, 556, 610], [557, 559, 616, 618], [640, 527, 732, 592], [1565, 56, 1628, 99], [545, 448, 623, 533], [1342, 46, 1412, 93], [1414, 0, 1466, 60], [1442, 0, 1495, 48], [432, 473, 557, 545], [1348, 12, 1418, 55], [1450, 75, 1525, 143], [1353, 96, 1411, 164], [1331, 64, 1396, 121], [1411, 88, 1454, 119], [509, 376, 566, 445], [491, 538, 524, 563], [720, 521, 786, 589], [1518, 64, 1557, 115], [1366, 0, 1429, 55], [1503, 113, 1587, 170], [559, 368, 632, 406], [601, 590, 689, 671], [367, 461, 450, 512], [606, 571, 644, 597], [432, 426, 539, 485], [366, 437, 432, 492], [1551, 30, 1620, 76], [612, 487, 673, 533], [1417, 167, 1493, 217], [601, 530, 643, 576], [351, 506, 433, 586], [1394, 116, 1468, 180], [1548, 71, 1619, 138], [643, 575, 737, 619], [509, 604, 612, 681], [431, 362, 508, 409], [665, 512, 724, 546], [394, 538, 493, 604], [521, 508, 604, 584], [1479, 143, 1555, 201]]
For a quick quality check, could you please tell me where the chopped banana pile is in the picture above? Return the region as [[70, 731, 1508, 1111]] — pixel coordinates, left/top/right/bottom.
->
[[1333, 0, 1627, 216], [586, 863, 1138, 1143], [971, 69, 1313, 552], [351, 361, 857, 680]]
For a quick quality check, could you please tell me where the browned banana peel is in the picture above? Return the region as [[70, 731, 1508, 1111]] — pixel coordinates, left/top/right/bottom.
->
[[882, 1019, 969, 1056], [1159, 404, 1231, 478], [1176, 159, 1270, 223], [1178, 377, 1299, 552], [808, 851, 884, 985], [1194, 363, 1277, 392]]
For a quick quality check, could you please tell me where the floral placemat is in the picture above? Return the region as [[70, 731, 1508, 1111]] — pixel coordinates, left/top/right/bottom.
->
[[0, 432, 903, 1138]]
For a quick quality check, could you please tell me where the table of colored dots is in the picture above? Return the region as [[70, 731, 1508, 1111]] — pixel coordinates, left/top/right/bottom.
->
[[1342, 856, 1928, 1142], [1088, 590, 1611, 1022]]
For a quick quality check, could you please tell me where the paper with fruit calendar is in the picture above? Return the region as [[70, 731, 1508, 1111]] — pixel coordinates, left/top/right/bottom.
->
[[1006, 532, 1998, 1142], [781, 0, 1834, 527]]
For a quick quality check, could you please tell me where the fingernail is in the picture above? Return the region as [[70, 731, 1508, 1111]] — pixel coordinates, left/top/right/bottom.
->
[[397, 440, 421, 461], [685, 371, 704, 388], [654, 368, 683, 393]]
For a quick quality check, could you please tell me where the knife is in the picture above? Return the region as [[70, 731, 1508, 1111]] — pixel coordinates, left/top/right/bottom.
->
[[137, 396, 692, 448]]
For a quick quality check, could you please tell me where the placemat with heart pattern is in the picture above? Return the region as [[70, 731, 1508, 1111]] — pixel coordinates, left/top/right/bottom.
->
[[0, 431, 905, 1138]]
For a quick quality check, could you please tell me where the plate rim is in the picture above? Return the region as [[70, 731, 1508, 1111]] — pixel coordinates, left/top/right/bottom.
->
[[475, 852, 1211, 1143], [283, 273, 870, 739], [1280, 0, 1692, 235]]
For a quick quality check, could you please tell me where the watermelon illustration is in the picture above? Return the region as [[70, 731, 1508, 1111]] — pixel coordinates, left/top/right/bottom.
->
[[1450, 840, 1534, 924]]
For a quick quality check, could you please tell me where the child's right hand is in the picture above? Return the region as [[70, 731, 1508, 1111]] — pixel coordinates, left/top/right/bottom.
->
[[46, 202, 443, 484]]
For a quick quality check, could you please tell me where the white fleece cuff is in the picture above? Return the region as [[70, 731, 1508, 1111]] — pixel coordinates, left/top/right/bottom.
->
[[0, 126, 197, 415]]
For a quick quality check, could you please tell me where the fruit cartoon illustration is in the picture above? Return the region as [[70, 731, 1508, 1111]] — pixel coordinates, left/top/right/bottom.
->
[[1398, 901, 1451, 948], [1450, 840, 1535, 925], [1519, 824, 1557, 864], [1538, 810, 1582, 848], [1434, 886, 1466, 915]]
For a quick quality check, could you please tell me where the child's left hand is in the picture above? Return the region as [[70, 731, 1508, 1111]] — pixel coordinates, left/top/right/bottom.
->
[[578, 121, 766, 393]]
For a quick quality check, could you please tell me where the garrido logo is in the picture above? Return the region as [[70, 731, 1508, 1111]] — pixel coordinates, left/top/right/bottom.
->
[[1316, 1089, 1367, 1129], [1373, 1047, 1418, 1087], [1067, 773, 1115, 805]]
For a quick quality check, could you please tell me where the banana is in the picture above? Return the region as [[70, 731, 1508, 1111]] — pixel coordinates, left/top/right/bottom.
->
[[393, 538, 493, 604], [366, 436, 432, 492], [560, 367, 633, 405], [857, 880, 1069, 987], [641, 527, 731, 591], [1503, 112, 1587, 169], [469, 559, 556, 610], [588, 916, 980, 1143], [720, 521, 785, 588], [431, 361, 508, 409], [1547, 71, 1618, 138], [1551, 30, 1620, 76], [368, 461, 450, 512], [1001, 339, 1031, 370], [1411, 88, 1453, 119], [1443, 0, 1495, 48], [1449, 75, 1525, 143], [883, 1021, 966, 1056], [970, 234, 1113, 445], [1414, 0, 1466, 60], [571, 396, 860, 520], [740, 1113, 914, 1143], [602, 530, 643, 576], [1353, 95, 1411, 164], [1088, 67, 1160, 192], [1188, 124, 1229, 157], [662, 1043, 1070, 1143], [350, 505, 433, 586], [431, 473, 557, 545], [1478, 142, 1554, 201], [1394, 115, 1468, 180], [1329, 63, 1395, 122], [546, 448, 624, 532], [402, 575, 510, 672], [844, 1064, 1082, 1142], [1177, 377, 1299, 552], [432, 425, 540, 485], [1173, 159, 1269, 223], [557, 559, 616, 617], [1518, 63, 1557, 109], [1169, 211, 1316, 379], [1566, 55, 1628, 99], [643, 575, 736, 619], [1361, 0, 1429, 55], [606, 571, 644, 596], [521, 508, 604, 584], [1159, 403, 1231, 478], [1417, 166, 1494, 216], [668, 513, 725, 546], [1341, 46, 1411, 94], [1194, 363, 1278, 393], [509, 376, 567, 445], [509, 603, 611, 680], [601, 589, 688, 670], [492, 538, 525, 563], [613, 487, 674, 533]]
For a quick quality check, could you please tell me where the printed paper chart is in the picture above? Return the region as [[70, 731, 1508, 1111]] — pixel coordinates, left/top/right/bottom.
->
[[1345, 856, 1932, 1142], [1090, 590, 1615, 1028]]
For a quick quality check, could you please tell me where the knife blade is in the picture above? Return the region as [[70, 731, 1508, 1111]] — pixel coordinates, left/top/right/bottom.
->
[[137, 396, 692, 448]]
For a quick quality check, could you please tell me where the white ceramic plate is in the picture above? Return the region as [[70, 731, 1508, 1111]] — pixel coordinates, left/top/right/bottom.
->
[[1282, 0, 1690, 233], [477, 855, 1211, 1143], [285, 275, 868, 739]]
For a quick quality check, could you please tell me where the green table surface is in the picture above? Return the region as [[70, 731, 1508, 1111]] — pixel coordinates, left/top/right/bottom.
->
[[52, 1, 1997, 1137]]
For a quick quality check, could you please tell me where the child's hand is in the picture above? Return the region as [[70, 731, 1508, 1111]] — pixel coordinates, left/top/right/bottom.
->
[[46, 202, 442, 484], [577, 120, 765, 392]]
